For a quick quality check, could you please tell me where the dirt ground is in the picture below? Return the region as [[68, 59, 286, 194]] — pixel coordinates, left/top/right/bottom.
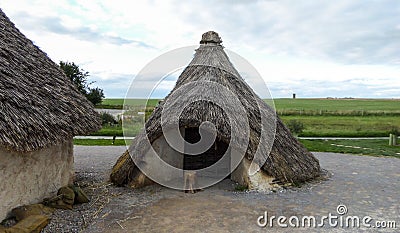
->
[[43, 146, 399, 233]]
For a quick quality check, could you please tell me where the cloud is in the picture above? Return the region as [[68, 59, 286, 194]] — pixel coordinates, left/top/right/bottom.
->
[[89, 73, 133, 98], [268, 79, 400, 98], [1, 0, 399, 98], [171, 0, 400, 65], [90, 72, 179, 99], [11, 11, 154, 48]]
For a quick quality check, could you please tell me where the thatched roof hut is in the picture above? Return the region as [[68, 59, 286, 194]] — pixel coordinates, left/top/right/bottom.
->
[[111, 31, 321, 190], [0, 9, 100, 220]]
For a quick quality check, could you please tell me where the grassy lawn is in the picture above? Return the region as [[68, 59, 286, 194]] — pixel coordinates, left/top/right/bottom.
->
[[96, 98, 160, 109], [73, 138, 399, 158], [90, 125, 124, 136], [299, 139, 400, 158], [102, 98, 400, 112], [73, 139, 131, 146], [274, 98, 400, 115], [85, 98, 400, 157], [92, 98, 399, 137], [100, 98, 125, 106], [275, 98, 400, 137], [92, 115, 399, 137], [90, 124, 144, 137], [280, 115, 399, 137]]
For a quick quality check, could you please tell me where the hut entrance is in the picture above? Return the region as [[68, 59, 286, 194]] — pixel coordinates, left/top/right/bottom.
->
[[183, 127, 230, 178]]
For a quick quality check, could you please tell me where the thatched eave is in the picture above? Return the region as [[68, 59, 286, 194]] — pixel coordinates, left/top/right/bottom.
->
[[0, 9, 101, 152]]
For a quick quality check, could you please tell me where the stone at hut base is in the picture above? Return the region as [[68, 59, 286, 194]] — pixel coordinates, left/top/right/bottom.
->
[[1, 215, 49, 233], [69, 185, 90, 204], [11, 204, 54, 221]]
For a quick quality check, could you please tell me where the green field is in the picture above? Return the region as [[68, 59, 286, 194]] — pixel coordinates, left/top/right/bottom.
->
[[100, 98, 125, 105], [275, 98, 399, 137], [274, 98, 400, 114], [73, 139, 128, 146], [280, 115, 399, 137], [97, 99, 159, 109], [98, 98, 400, 114], [91, 124, 145, 137], [94, 98, 400, 137], [299, 139, 400, 158], [73, 138, 400, 158], [81, 98, 400, 156], [102, 98, 160, 106]]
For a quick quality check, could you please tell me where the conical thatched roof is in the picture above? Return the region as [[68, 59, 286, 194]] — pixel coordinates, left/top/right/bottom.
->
[[0, 9, 101, 152], [111, 31, 321, 186]]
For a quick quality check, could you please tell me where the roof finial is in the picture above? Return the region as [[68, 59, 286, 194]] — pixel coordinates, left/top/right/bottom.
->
[[200, 31, 222, 45]]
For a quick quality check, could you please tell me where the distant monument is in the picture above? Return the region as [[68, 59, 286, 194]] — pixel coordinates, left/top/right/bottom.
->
[[293, 93, 296, 99]]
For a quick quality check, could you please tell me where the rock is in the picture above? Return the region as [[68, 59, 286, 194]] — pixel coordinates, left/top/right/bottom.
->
[[43, 186, 75, 210], [57, 186, 75, 206], [3, 215, 49, 233], [10, 204, 54, 221], [69, 185, 90, 204]]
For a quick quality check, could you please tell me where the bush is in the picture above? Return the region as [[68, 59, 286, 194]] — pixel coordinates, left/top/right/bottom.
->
[[234, 184, 248, 191], [389, 127, 399, 136], [100, 112, 116, 125], [86, 87, 105, 106], [287, 120, 304, 135]]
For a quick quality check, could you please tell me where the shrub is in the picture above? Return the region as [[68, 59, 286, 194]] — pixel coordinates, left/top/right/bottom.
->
[[100, 112, 116, 125], [234, 184, 248, 191], [389, 127, 399, 136], [287, 120, 305, 135]]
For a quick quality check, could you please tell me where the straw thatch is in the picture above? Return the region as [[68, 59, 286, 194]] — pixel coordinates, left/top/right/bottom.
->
[[0, 9, 101, 152], [111, 31, 321, 186]]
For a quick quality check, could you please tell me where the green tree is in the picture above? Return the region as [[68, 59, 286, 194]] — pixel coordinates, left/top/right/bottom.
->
[[87, 87, 105, 106], [59, 61, 104, 105], [59, 61, 90, 95]]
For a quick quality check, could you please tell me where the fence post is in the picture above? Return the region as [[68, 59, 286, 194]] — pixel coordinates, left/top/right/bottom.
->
[[394, 135, 397, 146], [389, 134, 393, 146]]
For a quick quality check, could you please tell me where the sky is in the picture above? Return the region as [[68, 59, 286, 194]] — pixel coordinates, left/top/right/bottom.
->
[[1, 0, 400, 99]]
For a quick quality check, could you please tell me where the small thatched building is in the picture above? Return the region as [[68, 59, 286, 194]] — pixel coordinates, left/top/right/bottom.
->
[[0, 9, 100, 220], [111, 31, 321, 190]]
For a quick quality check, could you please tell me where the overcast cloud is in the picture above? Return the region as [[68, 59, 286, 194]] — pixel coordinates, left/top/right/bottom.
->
[[1, 0, 399, 98]]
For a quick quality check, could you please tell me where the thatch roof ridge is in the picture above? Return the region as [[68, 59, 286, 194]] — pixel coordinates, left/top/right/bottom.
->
[[122, 31, 321, 184], [0, 9, 101, 152]]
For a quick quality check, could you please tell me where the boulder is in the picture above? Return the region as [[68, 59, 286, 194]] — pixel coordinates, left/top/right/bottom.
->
[[69, 185, 90, 204], [2, 215, 49, 233], [10, 204, 53, 221]]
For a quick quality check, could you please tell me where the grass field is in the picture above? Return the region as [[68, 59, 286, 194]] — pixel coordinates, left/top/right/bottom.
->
[[299, 139, 400, 158], [98, 98, 400, 114], [275, 98, 399, 137], [280, 115, 399, 137], [90, 125, 143, 137], [274, 98, 400, 114], [79, 98, 400, 157], [73, 139, 128, 146], [97, 99, 160, 109], [94, 98, 399, 137], [100, 99, 126, 106], [73, 138, 399, 158]]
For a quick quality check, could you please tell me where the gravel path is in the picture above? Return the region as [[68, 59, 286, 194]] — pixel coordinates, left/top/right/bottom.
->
[[43, 146, 399, 233]]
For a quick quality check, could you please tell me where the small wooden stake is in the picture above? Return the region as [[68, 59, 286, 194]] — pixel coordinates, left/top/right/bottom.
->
[[389, 134, 393, 146]]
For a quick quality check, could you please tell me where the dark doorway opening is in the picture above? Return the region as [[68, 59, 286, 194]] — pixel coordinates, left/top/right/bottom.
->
[[183, 127, 230, 178]]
